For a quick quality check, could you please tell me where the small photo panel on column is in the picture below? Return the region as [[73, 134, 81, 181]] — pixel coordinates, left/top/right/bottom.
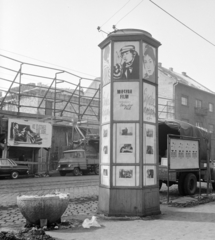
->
[[143, 165, 157, 186], [113, 166, 139, 187], [143, 124, 156, 164], [113, 123, 139, 163], [102, 84, 111, 124], [143, 83, 156, 123], [101, 124, 110, 164], [113, 82, 139, 121], [113, 41, 139, 80], [142, 43, 156, 83], [102, 43, 111, 86], [101, 165, 110, 186]]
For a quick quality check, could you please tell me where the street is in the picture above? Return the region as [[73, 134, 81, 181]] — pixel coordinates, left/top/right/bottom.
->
[[1, 174, 215, 240], [0, 173, 211, 207], [0, 175, 99, 206]]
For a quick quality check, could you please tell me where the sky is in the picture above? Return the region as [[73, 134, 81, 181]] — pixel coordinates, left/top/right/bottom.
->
[[0, 0, 215, 92]]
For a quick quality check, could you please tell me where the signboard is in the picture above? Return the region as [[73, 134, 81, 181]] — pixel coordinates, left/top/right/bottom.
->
[[143, 83, 156, 123], [101, 124, 110, 163], [8, 118, 52, 148], [113, 82, 139, 121], [113, 166, 139, 187], [102, 84, 111, 124], [142, 43, 156, 83], [113, 123, 139, 163], [143, 124, 156, 164], [169, 138, 199, 169], [102, 44, 111, 85]]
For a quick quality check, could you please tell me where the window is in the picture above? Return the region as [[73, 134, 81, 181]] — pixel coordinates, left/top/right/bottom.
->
[[0, 159, 11, 166], [209, 124, 214, 133], [195, 99, 202, 108], [181, 96, 188, 106], [209, 103, 213, 112]]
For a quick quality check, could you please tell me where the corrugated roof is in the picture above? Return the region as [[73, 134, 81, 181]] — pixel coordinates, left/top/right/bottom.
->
[[159, 65, 214, 94]]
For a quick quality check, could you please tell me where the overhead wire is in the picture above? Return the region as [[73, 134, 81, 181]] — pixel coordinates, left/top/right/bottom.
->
[[100, 0, 131, 27], [149, 0, 215, 47], [115, 0, 144, 25]]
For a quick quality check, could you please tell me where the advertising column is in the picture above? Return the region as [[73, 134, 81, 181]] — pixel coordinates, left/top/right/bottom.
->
[[99, 29, 161, 216]]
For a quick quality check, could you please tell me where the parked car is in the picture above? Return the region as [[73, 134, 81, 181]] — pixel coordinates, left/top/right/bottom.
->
[[0, 158, 29, 179]]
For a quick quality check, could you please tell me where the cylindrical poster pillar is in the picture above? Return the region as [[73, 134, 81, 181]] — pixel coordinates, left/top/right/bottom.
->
[[98, 29, 161, 216]]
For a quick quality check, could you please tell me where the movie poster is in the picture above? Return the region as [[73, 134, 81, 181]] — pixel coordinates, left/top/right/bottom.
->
[[113, 166, 139, 187], [102, 44, 111, 85], [8, 118, 52, 148], [101, 165, 110, 186], [102, 84, 110, 124], [113, 82, 139, 121], [113, 123, 139, 163], [143, 83, 156, 123], [143, 124, 156, 164], [113, 41, 139, 80], [143, 165, 156, 186], [101, 124, 110, 164], [142, 43, 156, 83]]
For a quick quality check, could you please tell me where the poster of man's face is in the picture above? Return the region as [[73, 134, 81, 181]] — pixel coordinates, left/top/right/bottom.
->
[[113, 42, 139, 80]]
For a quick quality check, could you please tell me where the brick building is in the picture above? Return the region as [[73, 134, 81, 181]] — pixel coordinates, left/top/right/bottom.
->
[[158, 63, 215, 159]]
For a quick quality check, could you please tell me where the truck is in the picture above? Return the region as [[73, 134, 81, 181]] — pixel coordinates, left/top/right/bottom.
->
[[158, 119, 215, 195], [56, 149, 99, 176], [57, 126, 100, 176]]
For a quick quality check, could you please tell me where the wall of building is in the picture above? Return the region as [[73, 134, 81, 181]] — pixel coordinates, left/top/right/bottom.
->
[[175, 83, 215, 160], [175, 83, 215, 128], [158, 69, 176, 119]]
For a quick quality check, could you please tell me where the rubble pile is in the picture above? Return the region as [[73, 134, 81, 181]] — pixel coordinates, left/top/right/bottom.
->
[[0, 219, 83, 240], [0, 229, 55, 240]]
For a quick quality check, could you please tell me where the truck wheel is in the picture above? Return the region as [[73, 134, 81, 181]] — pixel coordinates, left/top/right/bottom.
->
[[73, 168, 80, 176], [11, 171, 19, 179], [184, 173, 197, 195], [178, 173, 186, 196], [59, 171, 66, 176], [95, 166, 99, 175], [159, 180, 163, 190]]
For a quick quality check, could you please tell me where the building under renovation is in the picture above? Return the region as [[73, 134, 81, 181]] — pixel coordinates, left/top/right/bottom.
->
[[0, 54, 100, 173]]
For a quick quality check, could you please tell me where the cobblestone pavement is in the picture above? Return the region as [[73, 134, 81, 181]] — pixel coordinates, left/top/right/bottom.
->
[[0, 181, 214, 230]]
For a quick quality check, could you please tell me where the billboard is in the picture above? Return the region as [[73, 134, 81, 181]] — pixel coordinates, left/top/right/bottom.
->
[[8, 118, 52, 148]]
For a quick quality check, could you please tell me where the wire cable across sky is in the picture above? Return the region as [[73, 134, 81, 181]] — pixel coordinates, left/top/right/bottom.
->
[[149, 0, 215, 47]]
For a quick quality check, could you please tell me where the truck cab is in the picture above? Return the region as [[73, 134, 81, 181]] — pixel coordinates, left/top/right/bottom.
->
[[57, 149, 99, 176]]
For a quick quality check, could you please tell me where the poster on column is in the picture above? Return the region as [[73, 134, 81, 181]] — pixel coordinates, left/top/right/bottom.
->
[[101, 124, 110, 164], [101, 165, 110, 186], [102, 44, 111, 85], [143, 124, 156, 164], [113, 41, 139, 80], [113, 123, 139, 163], [102, 84, 110, 124], [113, 166, 139, 187], [113, 82, 139, 121], [142, 43, 156, 83], [143, 165, 156, 186], [143, 83, 156, 123]]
